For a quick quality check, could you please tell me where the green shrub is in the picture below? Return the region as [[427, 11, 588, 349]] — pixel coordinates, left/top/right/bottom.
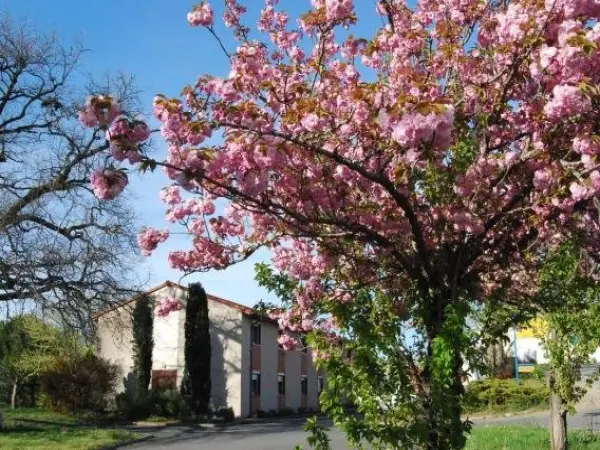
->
[[150, 389, 188, 419], [39, 353, 118, 415], [464, 378, 549, 414], [116, 388, 189, 421], [214, 407, 235, 422], [115, 391, 152, 421]]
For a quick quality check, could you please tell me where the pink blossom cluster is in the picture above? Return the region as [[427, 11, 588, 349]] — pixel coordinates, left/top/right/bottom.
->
[[188, 2, 213, 27], [107, 118, 151, 163], [155, 297, 184, 317], [324, 0, 354, 22], [138, 227, 169, 256], [89, 168, 128, 201], [153, 95, 212, 146], [78, 95, 150, 201], [78, 95, 120, 127], [544, 84, 591, 121], [277, 333, 298, 351], [160, 186, 182, 205], [390, 106, 454, 150]]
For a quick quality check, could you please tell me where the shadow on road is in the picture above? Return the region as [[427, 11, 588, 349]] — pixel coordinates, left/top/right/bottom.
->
[[113, 417, 327, 449]]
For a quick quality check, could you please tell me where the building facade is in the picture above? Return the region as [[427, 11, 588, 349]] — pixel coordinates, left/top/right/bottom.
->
[[95, 281, 324, 417]]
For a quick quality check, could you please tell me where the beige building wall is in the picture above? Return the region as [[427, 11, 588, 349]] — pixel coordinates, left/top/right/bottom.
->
[[284, 348, 302, 410], [259, 320, 279, 412], [96, 281, 323, 418], [96, 305, 135, 389], [207, 298, 244, 416], [241, 317, 252, 417]]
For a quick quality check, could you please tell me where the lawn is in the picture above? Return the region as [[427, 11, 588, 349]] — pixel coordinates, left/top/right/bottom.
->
[[0, 407, 139, 450], [468, 426, 600, 449]]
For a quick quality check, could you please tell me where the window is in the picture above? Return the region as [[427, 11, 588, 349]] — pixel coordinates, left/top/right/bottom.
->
[[251, 371, 261, 395], [301, 375, 308, 395], [318, 376, 324, 394], [278, 374, 286, 395], [251, 323, 261, 345]]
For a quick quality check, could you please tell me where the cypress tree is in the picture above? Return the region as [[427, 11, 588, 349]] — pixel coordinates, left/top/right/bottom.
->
[[132, 294, 153, 397], [181, 283, 211, 416]]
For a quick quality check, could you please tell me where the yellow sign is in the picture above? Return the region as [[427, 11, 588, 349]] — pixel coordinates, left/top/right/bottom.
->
[[516, 317, 548, 339]]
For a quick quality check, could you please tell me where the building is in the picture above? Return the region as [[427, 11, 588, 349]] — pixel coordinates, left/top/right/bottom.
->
[[514, 319, 600, 369], [95, 281, 324, 418]]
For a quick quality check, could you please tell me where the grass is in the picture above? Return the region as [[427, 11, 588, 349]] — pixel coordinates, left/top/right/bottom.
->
[[468, 426, 600, 449], [3, 407, 80, 425], [0, 428, 138, 450], [0, 407, 139, 450]]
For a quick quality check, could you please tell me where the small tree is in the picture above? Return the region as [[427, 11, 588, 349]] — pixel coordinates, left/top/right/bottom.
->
[[132, 294, 153, 398], [0, 315, 76, 409], [181, 283, 211, 416], [534, 243, 600, 450]]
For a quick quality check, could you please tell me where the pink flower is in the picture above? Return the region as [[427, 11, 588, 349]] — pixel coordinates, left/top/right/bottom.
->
[[569, 182, 591, 201], [544, 85, 591, 121], [278, 333, 298, 351], [325, 0, 354, 21], [188, 3, 214, 27], [533, 169, 553, 191], [89, 168, 128, 200], [138, 227, 169, 256], [132, 121, 151, 142], [155, 296, 184, 317], [160, 186, 182, 205], [79, 95, 120, 127], [301, 113, 325, 132]]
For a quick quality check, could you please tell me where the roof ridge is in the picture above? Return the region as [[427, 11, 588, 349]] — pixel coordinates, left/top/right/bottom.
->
[[93, 280, 258, 319]]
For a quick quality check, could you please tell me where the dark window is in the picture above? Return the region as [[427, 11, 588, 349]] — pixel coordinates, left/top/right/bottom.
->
[[318, 376, 324, 394], [251, 323, 261, 345], [278, 374, 286, 395], [251, 371, 261, 395], [301, 375, 308, 395]]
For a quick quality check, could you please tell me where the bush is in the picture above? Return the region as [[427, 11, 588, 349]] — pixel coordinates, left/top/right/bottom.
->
[[116, 388, 189, 421], [39, 353, 118, 415], [214, 406, 235, 423], [150, 389, 188, 419], [464, 378, 550, 414]]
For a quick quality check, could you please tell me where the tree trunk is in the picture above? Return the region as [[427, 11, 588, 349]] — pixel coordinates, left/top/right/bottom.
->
[[550, 390, 568, 450], [11, 379, 18, 410], [420, 299, 467, 450]]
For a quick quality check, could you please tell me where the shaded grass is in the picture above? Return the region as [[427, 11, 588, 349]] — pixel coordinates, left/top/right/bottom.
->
[[468, 426, 600, 449], [0, 407, 138, 449], [3, 407, 80, 426], [0, 427, 138, 450]]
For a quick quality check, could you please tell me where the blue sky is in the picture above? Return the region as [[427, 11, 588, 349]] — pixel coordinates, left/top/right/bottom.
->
[[1, 0, 383, 306]]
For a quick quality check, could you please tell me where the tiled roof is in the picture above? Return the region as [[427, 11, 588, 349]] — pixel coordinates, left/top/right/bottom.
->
[[93, 280, 264, 320]]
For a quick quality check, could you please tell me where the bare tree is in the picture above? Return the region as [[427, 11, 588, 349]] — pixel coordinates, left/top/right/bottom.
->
[[0, 16, 146, 335]]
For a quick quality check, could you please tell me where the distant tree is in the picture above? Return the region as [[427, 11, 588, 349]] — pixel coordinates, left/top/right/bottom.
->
[[533, 243, 600, 450], [0, 315, 78, 409], [0, 16, 146, 333], [181, 283, 211, 416], [132, 294, 153, 398]]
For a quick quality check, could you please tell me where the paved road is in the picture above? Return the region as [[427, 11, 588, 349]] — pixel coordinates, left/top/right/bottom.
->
[[123, 418, 350, 450], [121, 408, 600, 450]]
